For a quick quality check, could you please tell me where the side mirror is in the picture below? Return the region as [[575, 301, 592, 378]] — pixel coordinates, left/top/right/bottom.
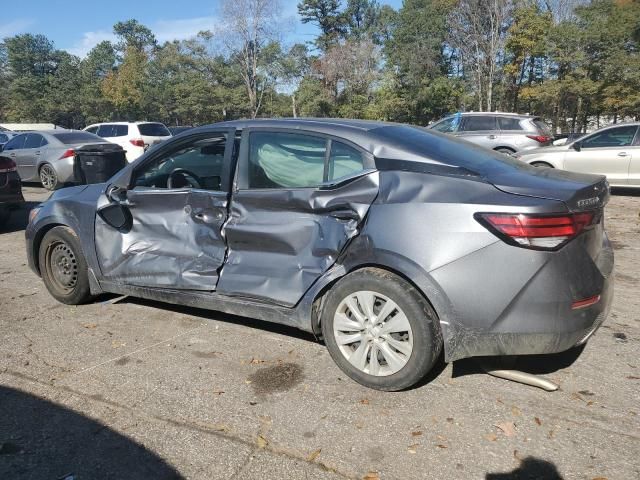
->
[[97, 203, 132, 232], [572, 142, 581, 152]]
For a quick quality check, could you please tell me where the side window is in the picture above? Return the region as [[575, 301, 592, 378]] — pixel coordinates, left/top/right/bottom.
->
[[248, 132, 327, 189], [432, 116, 460, 133], [96, 124, 115, 138], [581, 126, 638, 149], [0, 134, 7, 143], [113, 125, 128, 137], [497, 117, 523, 131], [328, 141, 364, 181], [132, 134, 227, 191], [462, 116, 497, 131], [85, 126, 99, 134], [3, 135, 26, 151], [24, 134, 43, 149]]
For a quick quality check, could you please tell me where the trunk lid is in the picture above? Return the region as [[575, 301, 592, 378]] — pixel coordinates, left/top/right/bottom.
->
[[486, 166, 609, 212]]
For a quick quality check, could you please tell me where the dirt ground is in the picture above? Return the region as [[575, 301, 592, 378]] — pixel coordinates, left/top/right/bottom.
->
[[1, 185, 638, 480]]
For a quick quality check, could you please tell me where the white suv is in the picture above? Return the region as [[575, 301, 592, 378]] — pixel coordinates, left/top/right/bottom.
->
[[83, 122, 172, 162]]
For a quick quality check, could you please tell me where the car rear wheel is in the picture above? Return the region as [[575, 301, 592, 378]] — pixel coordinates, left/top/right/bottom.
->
[[531, 161, 554, 168], [495, 147, 515, 155], [321, 268, 442, 391], [39, 164, 58, 190], [39, 226, 93, 305]]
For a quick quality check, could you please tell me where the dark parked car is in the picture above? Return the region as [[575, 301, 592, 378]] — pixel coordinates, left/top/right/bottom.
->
[[0, 155, 25, 226], [26, 119, 613, 390]]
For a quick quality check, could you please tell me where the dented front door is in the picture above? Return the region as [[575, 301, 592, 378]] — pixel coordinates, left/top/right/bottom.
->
[[94, 129, 235, 290], [216, 128, 379, 306]]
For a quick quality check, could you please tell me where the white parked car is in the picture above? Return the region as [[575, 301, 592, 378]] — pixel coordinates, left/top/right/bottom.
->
[[83, 122, 172, 162], [516, 122, 640, 187]]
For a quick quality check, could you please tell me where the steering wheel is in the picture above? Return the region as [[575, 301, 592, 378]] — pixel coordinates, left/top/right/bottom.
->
[[167, 169, 203, 189]]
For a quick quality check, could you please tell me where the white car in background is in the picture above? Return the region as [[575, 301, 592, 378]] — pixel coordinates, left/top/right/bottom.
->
[[516, 122, 640, 187], [84, 122, 172, 162]]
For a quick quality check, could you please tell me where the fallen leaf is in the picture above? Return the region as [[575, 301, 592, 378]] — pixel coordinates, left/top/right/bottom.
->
[[513, 449, 521, 460], [626, 376, 640, 380], [578, 390, 595, 396], [212, 390, 224, 395], [249, 358, 266, 365], [359, 399, 370, 405], [256, 434, 268, 449], [591, 477, 608, 480], [511, 406, 522, 416], [484, 433, 497, 442], [547, 430, 555, 439], [587, 401, 594, 406], [494, 422, 516, 437], [307, 449, 321, 462], [82, 323, 97, 329], [446, 417, 454, 423], [436, 434, 447, 441], [411, 430, 423, 437], [435, 444, 448, 449], [534, 417, 542, 426], [363, 472, 380, 480], [407, 443, 419, 454]]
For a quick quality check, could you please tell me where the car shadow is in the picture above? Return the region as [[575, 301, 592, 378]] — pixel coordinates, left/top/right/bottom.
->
[[452, 345, 586, 379], [0, 201, 41, 234], [118, 296, 320, 344], [0, 385, 182, 479], [486, 456, 564, 479]]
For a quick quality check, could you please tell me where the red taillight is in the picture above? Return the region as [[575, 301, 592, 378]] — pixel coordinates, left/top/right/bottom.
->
[[0, 156, 17, 173], [571, 295, 600, 310], [60, 149, 75, 159], [476, 212, 596, 249], [130, 139, 145, 147], [526, 135, 552, 143]]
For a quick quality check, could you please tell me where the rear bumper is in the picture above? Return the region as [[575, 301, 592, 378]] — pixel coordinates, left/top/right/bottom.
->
[[435, 230, 614, 362]]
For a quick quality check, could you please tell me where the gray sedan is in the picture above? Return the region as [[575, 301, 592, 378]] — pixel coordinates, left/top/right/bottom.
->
[[26, 119, 613, 390], [1, 130, 113, 190]]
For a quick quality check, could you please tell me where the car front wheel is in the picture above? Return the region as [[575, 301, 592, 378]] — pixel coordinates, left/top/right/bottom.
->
[[322, 268, 442, 391], [39, 226, 93, 305]]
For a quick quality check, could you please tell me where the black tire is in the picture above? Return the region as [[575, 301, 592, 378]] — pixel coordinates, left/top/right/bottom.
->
[[39, 226, 93, 305], [321, 268, 442, 391], [495, 147, 515, 155], [531, 161, 554, 168], [39, 163, 59, 190]]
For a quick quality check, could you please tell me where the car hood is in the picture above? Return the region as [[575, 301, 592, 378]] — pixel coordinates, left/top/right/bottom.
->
[[48, 183, 105, 202], [485, 166, 609, 212]]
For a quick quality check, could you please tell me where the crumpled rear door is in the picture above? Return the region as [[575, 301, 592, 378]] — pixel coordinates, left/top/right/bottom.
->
[[216, 172, 379, 306]]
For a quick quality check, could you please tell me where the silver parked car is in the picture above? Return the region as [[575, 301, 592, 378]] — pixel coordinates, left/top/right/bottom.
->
[[0, 131, 18, 150], [1, 130, 113, 190], [429, 112, 553, 153], [516, 122, 640, 188]]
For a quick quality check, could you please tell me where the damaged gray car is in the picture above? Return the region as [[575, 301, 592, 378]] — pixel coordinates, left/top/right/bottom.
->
[[26, 119, 613, 391]]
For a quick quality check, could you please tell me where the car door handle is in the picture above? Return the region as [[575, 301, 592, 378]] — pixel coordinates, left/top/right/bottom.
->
[[35, 151, 41, 155], [194, 211, 224, 223], [330, 209, 360, 221], [617, 152, 629, 157], [488, 135, 497, 139]]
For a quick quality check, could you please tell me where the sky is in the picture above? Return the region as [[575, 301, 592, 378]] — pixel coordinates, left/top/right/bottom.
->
[[1, 0, 403, 57]]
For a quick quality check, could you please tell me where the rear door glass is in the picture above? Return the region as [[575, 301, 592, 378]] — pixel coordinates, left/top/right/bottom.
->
[[138, 123, 171, 136], [112, 125, 128, 137], [497, 117, 523, 131], [24, 134, 43, 149], [96, 125, 115, 137], [462, 116, 497, 131], [248, 132, 327, 188], [328, 141, 364, 181]]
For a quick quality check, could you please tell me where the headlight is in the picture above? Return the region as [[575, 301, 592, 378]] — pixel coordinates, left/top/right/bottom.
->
[[28, 207, 42, 224]]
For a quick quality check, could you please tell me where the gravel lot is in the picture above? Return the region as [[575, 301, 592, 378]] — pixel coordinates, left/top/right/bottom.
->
[[1, 185, 638, 480]]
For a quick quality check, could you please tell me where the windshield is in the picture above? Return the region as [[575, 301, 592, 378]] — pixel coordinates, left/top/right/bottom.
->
[[138, 123, 171, 137], [53, 132, 104, 144]]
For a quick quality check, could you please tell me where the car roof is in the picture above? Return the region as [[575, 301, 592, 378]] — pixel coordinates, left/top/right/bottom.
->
[[87, 121, 166, 126], [454, 112, 536, 119]]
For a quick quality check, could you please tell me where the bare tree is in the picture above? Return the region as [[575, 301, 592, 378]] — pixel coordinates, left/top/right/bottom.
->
[[221, 0, 282, 118], [449, 0, 513, 111]]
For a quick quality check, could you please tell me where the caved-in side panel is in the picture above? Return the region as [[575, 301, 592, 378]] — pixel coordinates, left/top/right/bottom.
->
[[217, 172, 379, 306], [95, 189, 228, 290]]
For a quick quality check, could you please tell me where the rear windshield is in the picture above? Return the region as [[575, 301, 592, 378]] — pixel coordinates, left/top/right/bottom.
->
[[53, 132, 104, 144], [138, 123, 171, 137], [373, 125, 531, 176], [533, 119, 551, 136]]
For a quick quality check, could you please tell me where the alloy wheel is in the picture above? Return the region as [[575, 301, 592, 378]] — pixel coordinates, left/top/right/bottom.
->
[[333, 291, 413, 376], [40, 165, 57, 190]]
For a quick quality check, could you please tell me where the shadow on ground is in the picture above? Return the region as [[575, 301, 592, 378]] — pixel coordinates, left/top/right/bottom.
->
[[486, 456, 564, 479], [0, 385, 182, 480], [611, 187, 640, 197]]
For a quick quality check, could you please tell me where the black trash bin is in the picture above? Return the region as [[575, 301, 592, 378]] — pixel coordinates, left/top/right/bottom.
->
[[73, 144, 127, 185]]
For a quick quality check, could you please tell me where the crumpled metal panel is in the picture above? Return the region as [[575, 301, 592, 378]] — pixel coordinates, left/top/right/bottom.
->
[[95, 189, 227, 290], [216, 172, 379, 306]]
